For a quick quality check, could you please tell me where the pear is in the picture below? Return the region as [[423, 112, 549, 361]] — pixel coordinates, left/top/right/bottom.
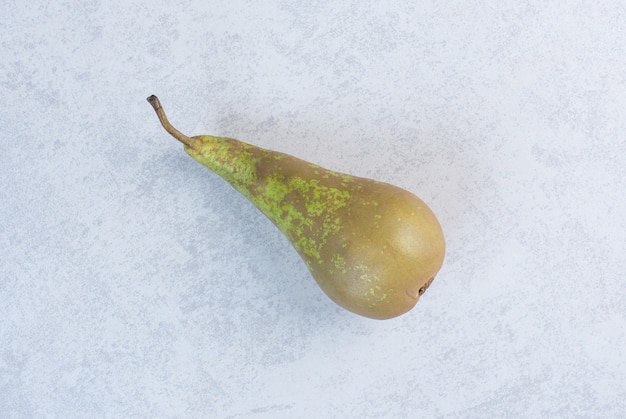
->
[[147, 95, 445, 319]]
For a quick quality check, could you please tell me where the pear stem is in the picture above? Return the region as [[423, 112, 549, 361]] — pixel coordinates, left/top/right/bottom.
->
[[146, 95, 194, 147]]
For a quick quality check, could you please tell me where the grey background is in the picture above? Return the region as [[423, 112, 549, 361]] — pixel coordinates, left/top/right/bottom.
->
[[2, 1, 625, 418]]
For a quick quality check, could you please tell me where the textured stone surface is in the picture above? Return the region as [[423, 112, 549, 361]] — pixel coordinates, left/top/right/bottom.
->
[[1, 1, 625, 417]]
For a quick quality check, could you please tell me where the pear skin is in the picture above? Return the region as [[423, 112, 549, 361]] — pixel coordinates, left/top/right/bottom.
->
[[147, 95, 445, 319]]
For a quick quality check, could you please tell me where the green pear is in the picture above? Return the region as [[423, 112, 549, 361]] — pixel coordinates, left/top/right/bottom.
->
[[147, 95, 445, 319]]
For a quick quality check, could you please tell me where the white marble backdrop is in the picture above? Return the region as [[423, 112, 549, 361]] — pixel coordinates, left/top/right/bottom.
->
[[1, 1, 625, 417]]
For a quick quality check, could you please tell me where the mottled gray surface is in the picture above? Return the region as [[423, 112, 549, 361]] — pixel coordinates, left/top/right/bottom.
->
[[2, 1, 626, 418]]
